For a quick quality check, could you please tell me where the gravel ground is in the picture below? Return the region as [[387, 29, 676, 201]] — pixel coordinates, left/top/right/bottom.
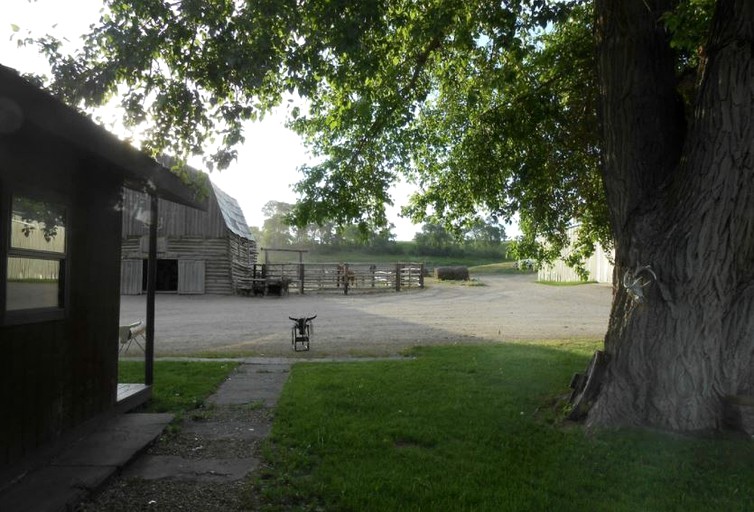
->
[[119, 273, 613, 358], [74, 415, 260, 511]]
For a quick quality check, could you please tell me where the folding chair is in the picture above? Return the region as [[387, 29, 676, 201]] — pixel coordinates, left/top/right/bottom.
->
[[119, 320, 146, 354]]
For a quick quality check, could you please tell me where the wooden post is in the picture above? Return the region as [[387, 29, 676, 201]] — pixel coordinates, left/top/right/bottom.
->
[[261, 250, 268, 295], [299, 252, 305, 294], [343, 263, 350, 295], [419, 263, 425, 288], [395, 263, 401, 292], [145, 193, 157, 386]]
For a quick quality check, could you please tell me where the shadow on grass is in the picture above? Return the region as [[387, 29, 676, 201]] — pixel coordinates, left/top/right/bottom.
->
[[249, 342, 754, 512]]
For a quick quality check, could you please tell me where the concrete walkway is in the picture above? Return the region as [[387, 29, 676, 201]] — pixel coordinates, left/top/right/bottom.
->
[[0, 413, 174, 512], [120, 361, 290, 486], [0, 359, 292, 512]]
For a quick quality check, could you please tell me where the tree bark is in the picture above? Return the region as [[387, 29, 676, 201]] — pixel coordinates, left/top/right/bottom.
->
[[588, 0, 754, 431]]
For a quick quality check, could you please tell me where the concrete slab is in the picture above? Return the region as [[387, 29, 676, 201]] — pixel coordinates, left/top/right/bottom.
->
[[54, 413, 174, 467], [0, 465, 113, 512], [0, 412, 173, 512], [123, 455, 260, 482], [208, 363, 290, 407]]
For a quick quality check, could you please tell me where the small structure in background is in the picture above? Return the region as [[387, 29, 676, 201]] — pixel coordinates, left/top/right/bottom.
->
[[121, 176, 257, 295], [537, 224, 614, 283]]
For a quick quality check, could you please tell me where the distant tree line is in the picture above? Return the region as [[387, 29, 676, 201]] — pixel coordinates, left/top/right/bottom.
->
[[250, 201, 508, 259]]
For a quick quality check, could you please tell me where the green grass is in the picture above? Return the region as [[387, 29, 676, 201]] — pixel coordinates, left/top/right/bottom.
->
[[538, 279, 596, 286], [118, 360, 239, 414], [469, 261, 536, 275], [250, 342, 754, 512]]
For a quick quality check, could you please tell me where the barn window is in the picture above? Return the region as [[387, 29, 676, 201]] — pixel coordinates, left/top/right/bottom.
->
[[4, 194, 67, 321]]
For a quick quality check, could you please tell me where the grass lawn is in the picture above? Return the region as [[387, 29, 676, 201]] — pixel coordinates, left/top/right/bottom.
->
[[538, 280, 597, 286], [469, 261, 537, 275], [250, 342, 754, 512], [118, 360, 238, 414]]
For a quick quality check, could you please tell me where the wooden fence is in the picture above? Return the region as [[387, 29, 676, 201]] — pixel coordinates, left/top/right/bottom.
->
[[243, 262, 425, 295]]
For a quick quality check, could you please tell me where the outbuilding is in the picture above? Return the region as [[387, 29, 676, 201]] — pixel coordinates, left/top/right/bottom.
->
[[0, 64, 203, 471], [537, 223, 615, 284], [120, 174, 257, 295]]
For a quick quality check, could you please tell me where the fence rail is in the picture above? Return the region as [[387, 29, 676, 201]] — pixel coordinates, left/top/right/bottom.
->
[[239, 262, 424, 295]]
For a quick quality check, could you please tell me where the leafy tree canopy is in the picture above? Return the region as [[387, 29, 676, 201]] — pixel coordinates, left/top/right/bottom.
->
[[32, 0, 712, 265]]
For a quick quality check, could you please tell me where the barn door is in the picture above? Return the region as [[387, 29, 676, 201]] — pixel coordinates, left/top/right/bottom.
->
[[178, 260, 205, 294], [120, 259, 143, 295]]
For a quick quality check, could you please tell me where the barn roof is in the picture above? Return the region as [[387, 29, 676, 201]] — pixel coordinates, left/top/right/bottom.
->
[[211, 182, 254, 241], [0, 64, 205, 210]]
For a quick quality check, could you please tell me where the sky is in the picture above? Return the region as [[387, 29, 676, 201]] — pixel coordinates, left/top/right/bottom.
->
[[1, 0, 424, 240]]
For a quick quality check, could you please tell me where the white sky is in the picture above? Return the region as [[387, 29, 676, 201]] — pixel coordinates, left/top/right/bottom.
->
[[1, 0, 424, 240]]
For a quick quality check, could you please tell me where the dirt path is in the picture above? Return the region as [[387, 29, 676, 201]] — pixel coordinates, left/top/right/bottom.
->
[[120, 274, 613, 357]]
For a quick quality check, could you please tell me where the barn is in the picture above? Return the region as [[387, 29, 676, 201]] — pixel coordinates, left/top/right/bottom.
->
[[0, 64, 203, 471], [120, 176, 257, 295], [537, 224, 615, 284]]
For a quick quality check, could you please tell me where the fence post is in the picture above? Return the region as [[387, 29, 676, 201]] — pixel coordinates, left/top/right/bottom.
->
[[395, 263, 401, 292], [344, 263, 350, 295], [419, 263, 425, 288], [299, 263, 305, 294]]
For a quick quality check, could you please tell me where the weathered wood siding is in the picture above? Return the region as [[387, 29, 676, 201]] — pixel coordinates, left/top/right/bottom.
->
[[229, 232, 256, 293], [120, 259, 143, 295], [121, 188, 256, 295], [121, 236, 233, 294], [1, 133, 122, 469], [178, 260, 205, 294], [122, 187, 226, 238]]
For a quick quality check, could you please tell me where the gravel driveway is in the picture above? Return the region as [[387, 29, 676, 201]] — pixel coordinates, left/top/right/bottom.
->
[[120, 273, 613, 358]]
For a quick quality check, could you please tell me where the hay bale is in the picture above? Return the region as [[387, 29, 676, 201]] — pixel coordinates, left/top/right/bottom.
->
[[435, 266, 470, 281]]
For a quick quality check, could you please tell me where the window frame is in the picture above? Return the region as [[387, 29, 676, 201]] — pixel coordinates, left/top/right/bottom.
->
[[1, 186, 70, 325]]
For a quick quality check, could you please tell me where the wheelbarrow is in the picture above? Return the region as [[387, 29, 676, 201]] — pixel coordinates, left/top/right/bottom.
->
[[289, 315, 316, 351]]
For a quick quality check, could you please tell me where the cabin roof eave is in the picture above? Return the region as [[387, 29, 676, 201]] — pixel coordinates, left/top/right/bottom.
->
[[0, 64, 206, 210]]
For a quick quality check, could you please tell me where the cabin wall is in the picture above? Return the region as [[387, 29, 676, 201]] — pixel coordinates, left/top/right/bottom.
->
[[0, 130, 122, 469]]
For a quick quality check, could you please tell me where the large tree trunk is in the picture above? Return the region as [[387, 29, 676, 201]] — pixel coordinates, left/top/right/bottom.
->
[[588, 0, 754, 431]]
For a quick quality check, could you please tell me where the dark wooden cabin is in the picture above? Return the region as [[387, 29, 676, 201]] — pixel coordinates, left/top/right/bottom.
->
[[0, 64, 203, 472], [121, 178, 257, 295]]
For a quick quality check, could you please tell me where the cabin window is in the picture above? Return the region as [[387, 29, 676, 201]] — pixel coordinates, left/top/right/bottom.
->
[[4, 195, 67, 320]]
